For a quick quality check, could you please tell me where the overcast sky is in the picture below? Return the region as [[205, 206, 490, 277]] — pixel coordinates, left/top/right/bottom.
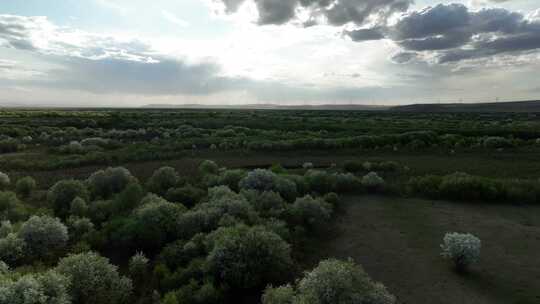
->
[[0, 0, 539, 106]]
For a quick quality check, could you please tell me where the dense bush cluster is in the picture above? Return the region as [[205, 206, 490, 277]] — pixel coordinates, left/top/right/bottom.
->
[[409, 172, 540, 203]]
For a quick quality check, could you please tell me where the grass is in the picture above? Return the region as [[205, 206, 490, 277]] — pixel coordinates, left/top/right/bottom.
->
[[6, 147, 540, 189], [305, 195, 540, 304]]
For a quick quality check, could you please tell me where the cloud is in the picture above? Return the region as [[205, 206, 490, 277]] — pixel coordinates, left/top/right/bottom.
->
[[391, 51, 418, 64], [345, 27, 385, 42], [215, 0, 412, 26], [0, 14, 229, 95], [1, 13, 402, 104], [162, 10, 190, 27], [353, 3, 540, 64]]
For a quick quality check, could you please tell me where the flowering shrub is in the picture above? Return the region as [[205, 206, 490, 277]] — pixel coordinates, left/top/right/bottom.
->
[[441, 232, 481, 272]]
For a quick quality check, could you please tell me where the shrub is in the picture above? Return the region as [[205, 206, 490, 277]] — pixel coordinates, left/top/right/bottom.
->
[[206, 225, 293, 289], [0, 233, 25, 265], [0, 220, 12, 237], [162, 280, 224, 304], [283, 174, 309, 196], [261, 285, 295, 304], [441, 232, 481, 272], [15, 176, 37, 197], [166, 184, 206, 207], [343, 160, 364, 173], [262, 259, 395, 304], [18, 215, 69, 260], [239, 169, 279, 192], [0, 270, 71, 304], [302, 162, 314, 170], [147, 167, 181, 196], [305, 170, 336, 194], [217, 169, 246, 192], [242, 190, 287, 218], [56, 252, 132, 304], [361, 172, 385, 189], [48, 179, 90, 219], [439, 172, 499, 201], [130, 198, 186, 250], [67, 216, 95, 242], [334, 173, 361, 192], [199, 160, 219, 175], [70, 196, 88, 217], [88, 199, 115, 224], [129, 251, 149, 287], [114, 182, 145, 213], [0, 191, 26, 221], [61, 141, 85, 154], [87, 167, 137, 199], [275, 177, 298, 202], [288, 195, 332, 230], [408, 175, 443, 199], [323, 192, 340, 208], [483, 136, 512, 149], [0, 172, 10, 190]]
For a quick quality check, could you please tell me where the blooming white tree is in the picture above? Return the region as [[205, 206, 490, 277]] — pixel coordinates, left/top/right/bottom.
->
[[441, 232, 481, 272]]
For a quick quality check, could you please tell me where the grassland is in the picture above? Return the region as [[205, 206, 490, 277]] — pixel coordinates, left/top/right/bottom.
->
[[307, 195, 540, 304]]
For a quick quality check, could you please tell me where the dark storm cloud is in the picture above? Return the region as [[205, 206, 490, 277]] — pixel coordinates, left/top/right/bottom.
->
[[218, 0, 412, 26], [354, 3, 540, 63], [255, 0, 298, 25]]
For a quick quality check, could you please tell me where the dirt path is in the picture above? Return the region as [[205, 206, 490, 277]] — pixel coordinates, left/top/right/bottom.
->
[[308, 195, 540, 304]]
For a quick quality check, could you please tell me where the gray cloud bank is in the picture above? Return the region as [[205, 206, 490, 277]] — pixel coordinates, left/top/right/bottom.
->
[[346, 3, 540, 63], [218, 0, 412, 26]]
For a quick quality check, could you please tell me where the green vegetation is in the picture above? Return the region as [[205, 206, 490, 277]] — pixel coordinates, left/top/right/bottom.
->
[[0, 108, 539, 303]]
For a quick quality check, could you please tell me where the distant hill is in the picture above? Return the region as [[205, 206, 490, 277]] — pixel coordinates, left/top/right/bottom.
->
[[390, 100, 540, 113], [142, 104, 388, 111]]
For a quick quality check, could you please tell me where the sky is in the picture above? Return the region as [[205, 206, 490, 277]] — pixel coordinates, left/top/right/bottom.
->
[[0, 0, 539, 107]]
